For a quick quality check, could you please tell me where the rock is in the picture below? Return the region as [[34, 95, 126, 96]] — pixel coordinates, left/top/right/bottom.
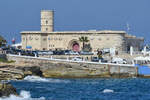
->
[[16, 66, 43, 77], [0, 73, 24, 81], [0, 83, 17, 97], [0, 54, 7, 61], [42, 65, 111, 78]]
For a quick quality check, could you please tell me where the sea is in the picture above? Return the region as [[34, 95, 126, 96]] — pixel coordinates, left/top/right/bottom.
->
[[1, 76, 150, 100]]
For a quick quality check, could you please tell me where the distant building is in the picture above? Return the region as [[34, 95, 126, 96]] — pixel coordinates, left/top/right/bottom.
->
[[21, 10, 144, 52]]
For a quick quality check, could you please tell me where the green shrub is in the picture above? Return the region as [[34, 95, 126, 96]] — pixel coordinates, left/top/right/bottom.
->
[[0, 58, 15, 63]]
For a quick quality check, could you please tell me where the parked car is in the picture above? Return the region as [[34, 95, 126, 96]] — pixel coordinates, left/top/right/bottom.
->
[[141, 47, 150, 55], [91, 57, 99, 62], [20, 50, 26, 55], [101, 48, 110, 54], [32, 51, 39, 57], [53, 50, 65, 55], [111, 57, 127, 64], [64, 50, 71, 55], [72, 57, 83, 61], [79, 51, 93, 55], [37, 51, 53, 55], [7, 49, 21, 55], [91, 57, 107, 63], [65, 50, 79, 55], [6, 50, 15, 54]]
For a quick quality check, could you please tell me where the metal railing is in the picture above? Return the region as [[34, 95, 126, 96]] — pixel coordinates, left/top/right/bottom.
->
[[7, 54, 135, 67]]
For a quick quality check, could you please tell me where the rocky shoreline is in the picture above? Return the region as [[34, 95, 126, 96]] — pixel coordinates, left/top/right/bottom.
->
[[0, 54, 140, 97], [0, 82, 17, 97], [0, 62, 138, 80]]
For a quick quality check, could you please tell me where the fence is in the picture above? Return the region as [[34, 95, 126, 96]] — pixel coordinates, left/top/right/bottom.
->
[[7, 54, 135, 67]]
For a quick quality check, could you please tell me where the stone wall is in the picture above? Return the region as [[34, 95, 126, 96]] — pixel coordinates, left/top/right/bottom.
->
[[7, 55, 138, 78], [21, 32, 126, 52], [22, 33, 42, 50], [47, 33, 126, 52]]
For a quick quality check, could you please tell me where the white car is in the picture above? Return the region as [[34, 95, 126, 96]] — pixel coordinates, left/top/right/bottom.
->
[[101, 48, 110, 54], [141, 50, 150, 55], [111, 57, 127, 64], [65, 51, 79, 55], [72, 57, 83, 61]]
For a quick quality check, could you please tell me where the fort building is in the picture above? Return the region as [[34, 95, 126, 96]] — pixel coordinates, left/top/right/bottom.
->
[[21, 10, 144, 52]]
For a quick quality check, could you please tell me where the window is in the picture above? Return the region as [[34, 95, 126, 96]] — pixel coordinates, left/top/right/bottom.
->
[[46, 28, 48, 31], [35, 37, 39, 40], [43, 38, 46, 41], [29, 36, 33, 40], [90, 38, 94, 40], [49, 44, 55, 47], [46, 20, 48, 24]]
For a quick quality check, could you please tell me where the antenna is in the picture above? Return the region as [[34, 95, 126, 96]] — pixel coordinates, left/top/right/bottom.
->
[[126, 22, 130, 32]]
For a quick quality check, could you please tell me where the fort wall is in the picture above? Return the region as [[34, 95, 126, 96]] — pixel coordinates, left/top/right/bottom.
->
[[21, 33, 126, 51]]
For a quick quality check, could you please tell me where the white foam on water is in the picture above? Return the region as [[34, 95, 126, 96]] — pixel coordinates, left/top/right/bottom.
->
[[102, 89, 114, 93], [0, 90, 45, 100], [24, 76, 49, 82], [24, 75, 70, 83]]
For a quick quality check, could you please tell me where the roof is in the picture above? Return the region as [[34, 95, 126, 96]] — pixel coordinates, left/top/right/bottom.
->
[[125, 34, 144, 40], [21, 30, 126, 34]]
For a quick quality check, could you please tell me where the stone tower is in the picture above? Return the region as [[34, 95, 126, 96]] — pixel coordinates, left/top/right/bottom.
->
[[41, 10, 54, 32]]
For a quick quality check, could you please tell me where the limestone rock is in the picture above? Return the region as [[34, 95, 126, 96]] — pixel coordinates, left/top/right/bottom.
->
[[16, 66, 43, 77], [0, 83, 17, 97]]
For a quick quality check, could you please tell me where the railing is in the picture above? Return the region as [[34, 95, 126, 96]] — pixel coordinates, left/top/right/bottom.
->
[[7, 54, 135, 67], [118, 51, 142, 55]]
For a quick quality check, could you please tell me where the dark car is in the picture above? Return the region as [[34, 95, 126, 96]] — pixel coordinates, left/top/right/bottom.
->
[[91, 57, 107, 63], [91, 57, 99, 62], [53, 50, 65, 55], [20, 50, 26, 55], [6, 50, 14, 54], [80, 51, 93, 55], [25, 51, 35, 56]]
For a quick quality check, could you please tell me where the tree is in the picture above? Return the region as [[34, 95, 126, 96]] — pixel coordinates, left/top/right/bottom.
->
[[79, 36, 89, 51], [0, 35, 7, 47]]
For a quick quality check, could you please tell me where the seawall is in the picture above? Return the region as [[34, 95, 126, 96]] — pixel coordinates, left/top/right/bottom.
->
[[7, 55, 138, 78]]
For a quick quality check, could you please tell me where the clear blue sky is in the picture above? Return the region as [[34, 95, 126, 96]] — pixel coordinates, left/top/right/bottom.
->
[[0, 0, 150, 44]]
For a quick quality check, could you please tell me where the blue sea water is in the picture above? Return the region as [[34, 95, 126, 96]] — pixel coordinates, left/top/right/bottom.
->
[[2, 76, 150, 100]]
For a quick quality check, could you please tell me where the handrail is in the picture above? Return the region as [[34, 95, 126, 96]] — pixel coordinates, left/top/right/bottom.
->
[[7, 54, 135, 67]]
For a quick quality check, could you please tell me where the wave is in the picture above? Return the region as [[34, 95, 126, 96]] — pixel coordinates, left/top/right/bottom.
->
[[102, 89, 114, 93], [0, 90, 45, 100], [24, 76, 70, 83]]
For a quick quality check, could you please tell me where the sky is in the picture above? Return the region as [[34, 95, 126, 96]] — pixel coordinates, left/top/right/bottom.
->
[[0, 0, 150, 44]]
